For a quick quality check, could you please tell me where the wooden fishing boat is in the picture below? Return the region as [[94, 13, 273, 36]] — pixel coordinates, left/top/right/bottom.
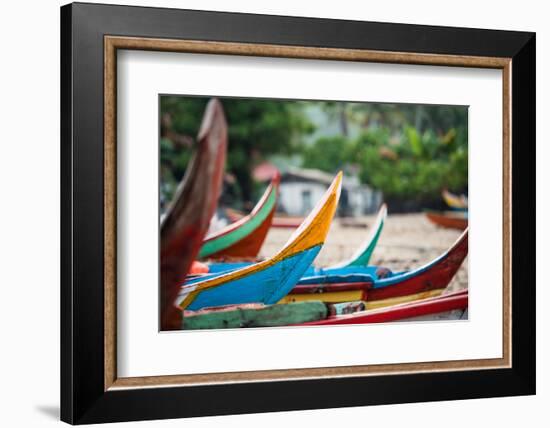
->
[[183, 288, 467, 330], [202, 203, 387, 275], [442, 189, 468, 210], [425, 210, 468, 230], [279, 282, 444, 309], [160, 98, 227, 330], [182, 299, 371, 330], [176, 172, 343, 312], [199, 173, 279, 259], [280, 228, 468, 305], [226, 208, 304, 228], [330, 203, 387, 269], [296, 288, 468, 326]]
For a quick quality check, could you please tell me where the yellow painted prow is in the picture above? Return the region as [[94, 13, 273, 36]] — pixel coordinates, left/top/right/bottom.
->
[[442, 189, 468, 209], [178, 172, 343, 308], [278, 171, 342, 258]]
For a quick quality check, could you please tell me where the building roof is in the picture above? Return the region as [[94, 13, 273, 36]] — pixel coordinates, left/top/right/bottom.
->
[[252, 161, 280, 182], [253, 163, 372, 191], [282, 166, 336, 185]]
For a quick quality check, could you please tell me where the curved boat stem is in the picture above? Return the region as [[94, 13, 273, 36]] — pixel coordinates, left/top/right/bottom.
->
[[160, 99, 227, 330], [177, 172, 343, 311], [199, 172, 280, 259], [330, 203, 387, 268]]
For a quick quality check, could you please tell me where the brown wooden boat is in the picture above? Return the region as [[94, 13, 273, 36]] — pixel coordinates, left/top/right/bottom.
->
[[160, 99, 227, 330], [425, 210, 468, 230]]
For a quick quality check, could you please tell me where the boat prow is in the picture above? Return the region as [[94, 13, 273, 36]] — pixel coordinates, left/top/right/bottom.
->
[[199, 172, 280, 259], [442, 189, 468, 210], [367, 227, 468, 299], [177, 172, 343, 312], [202, 202, 387, 276], [330, 203, 387, 268], [283, 228, 468, 305], [160, 98, 227, 330]]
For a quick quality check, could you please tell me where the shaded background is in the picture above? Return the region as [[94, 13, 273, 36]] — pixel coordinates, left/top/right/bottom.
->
[[160, 96, 467, 214]]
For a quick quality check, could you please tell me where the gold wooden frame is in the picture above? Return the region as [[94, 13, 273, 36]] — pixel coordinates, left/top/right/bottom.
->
[[104, 36, 512, 391]]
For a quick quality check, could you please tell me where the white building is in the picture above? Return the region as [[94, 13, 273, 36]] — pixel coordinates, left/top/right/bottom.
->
[[278, 167, 382, 217]]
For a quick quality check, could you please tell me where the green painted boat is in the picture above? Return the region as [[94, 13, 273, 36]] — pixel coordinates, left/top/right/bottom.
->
[[182, 301, 327, 330], [330, 203, 387, 268], [203, 203, 387, 275], [198, 173, 279, 259]]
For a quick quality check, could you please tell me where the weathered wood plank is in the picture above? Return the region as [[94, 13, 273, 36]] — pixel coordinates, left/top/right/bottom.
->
[[183, 301, 327, 330]]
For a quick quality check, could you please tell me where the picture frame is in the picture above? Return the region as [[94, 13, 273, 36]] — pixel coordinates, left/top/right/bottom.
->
[[60, 2, 535, 424]]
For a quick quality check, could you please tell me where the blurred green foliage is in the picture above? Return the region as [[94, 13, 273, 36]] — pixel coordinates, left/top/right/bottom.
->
[[302, 135, 352, 173], [349, 127, 468, 199], [302, 103, 468, 205], [161, 96, 467, 211], [160, 96, 313, 204]]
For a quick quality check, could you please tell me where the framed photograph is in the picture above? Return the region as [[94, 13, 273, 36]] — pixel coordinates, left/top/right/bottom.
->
[[60, 2, 535, 424]]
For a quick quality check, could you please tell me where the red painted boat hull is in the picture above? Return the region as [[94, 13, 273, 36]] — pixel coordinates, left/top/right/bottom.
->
[[203, 173, 279, 259], [289, 230, 468, 302], [369, 231, 467, 301], [207, 202, 276, 258], [298, 289, 468, 325]]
